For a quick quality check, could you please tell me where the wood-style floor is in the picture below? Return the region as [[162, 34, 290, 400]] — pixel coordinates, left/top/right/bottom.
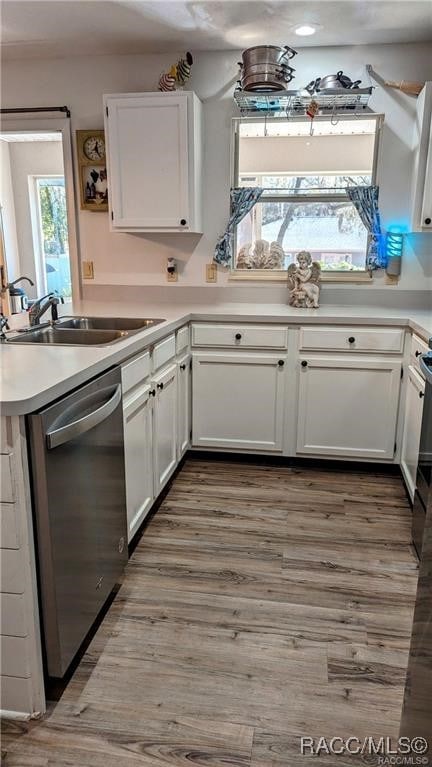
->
[[1, 458, 419, 766]]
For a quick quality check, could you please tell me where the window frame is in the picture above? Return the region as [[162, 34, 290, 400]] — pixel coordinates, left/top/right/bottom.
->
[[230, 112, 384, 281], [0, 115, 81, 299]]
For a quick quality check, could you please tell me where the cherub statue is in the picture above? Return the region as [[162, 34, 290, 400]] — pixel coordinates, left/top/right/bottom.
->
[[287, 250, 321, 308]]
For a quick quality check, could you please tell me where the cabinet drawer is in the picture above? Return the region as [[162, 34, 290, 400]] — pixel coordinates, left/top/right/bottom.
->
[[0, 503, 19, 549], [192, 323, 288, 349], [1, 593, 27, 637], [153, 334, 176, 371], [0, 454, 15, 503], [299, 326, 404, 354], [176, 325, 190, 355], [410, 334, 429, 377], [121, 350, 151, 395]]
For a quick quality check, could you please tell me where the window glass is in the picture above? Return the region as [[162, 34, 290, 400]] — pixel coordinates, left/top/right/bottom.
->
[[35, 177, 71, 298], [234, 117, 378, 272]]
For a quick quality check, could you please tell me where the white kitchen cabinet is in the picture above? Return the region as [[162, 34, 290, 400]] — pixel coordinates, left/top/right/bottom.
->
[[177, 353, 191, 460], [401, 365, 425, 500], [192, 352, 286, 451], [152, 363, 178, 495], [411, 82, 432, 232], [123, 384, 154, 542], [104, 91, 202, 232], [296, 357, 401, 459]]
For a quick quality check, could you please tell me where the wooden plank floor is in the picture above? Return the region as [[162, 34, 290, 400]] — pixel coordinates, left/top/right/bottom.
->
[[1, 459, 419, 766]]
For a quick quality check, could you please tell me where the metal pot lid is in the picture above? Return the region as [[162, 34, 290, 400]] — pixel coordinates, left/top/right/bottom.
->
[[242, 77, 290, 92], [242, 44, 297, 56], [241, 62, 295, 74]]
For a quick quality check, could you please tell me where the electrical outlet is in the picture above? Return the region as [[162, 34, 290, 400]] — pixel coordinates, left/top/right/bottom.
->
[[82, 260, 94, 279], [167, 270, 178, 282], [206, 263, 217, 283]]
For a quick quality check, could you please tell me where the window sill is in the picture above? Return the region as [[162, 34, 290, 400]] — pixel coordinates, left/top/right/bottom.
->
[[228, 270, 373, 284]]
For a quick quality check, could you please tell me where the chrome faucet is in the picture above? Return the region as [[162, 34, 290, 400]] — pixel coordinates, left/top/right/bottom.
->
[[1, 276, 34, 294], [28, 292, 65, 326]]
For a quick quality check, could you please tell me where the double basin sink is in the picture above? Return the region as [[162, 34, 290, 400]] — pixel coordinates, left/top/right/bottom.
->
[[6, 316, 164, 346]]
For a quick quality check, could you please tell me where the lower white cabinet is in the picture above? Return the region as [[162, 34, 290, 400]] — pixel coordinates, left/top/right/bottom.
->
[[192, 352, 286, 451], [296, 356, 402, 459], [401, 365, 425, 500], [152, 363, 178, 495], [123, 384, 154, 542], [177, 353, 191, 459]]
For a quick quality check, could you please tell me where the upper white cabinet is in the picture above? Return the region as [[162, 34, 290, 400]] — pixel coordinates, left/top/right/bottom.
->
[[296, 356, 401, 460], [411, 82, 432, 232], [104, 91, 202, 232]]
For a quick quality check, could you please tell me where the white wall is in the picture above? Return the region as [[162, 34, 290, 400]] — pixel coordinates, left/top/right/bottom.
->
[[8, 141, 64, 297], [2, 41, 431, 294], [0, 141, 20, 282]]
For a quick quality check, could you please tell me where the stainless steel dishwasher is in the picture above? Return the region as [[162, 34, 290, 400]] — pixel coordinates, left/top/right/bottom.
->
[[28, 366, 127, 678]]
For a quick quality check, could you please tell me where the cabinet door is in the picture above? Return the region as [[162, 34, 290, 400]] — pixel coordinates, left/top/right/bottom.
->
[[123, 385, 154, 542], [105, 94, 189, 229], [296, 357, 401, 459], [153, 363, 178, 495], [192, 352, 285, 451], [401, 366, 425, 500], [411, 82, 432, 232], [177, 353, 191, 459], [421, 117, 432, 228]]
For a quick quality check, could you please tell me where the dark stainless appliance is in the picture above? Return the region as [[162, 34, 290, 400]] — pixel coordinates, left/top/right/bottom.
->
[[28, 367, 127, 678], [412, 348, 432, 557], [400, 346, 432, 744]]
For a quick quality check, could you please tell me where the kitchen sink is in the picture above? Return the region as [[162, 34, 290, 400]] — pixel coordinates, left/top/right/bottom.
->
[[9, 327, 127, 346], [5, 316, 165, 346], [57, 316, 164, 331]]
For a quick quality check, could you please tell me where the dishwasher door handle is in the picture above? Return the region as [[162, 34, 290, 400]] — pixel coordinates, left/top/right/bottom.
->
[[46, 384, 122, 449]]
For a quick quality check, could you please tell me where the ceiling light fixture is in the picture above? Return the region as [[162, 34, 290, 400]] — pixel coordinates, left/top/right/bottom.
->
[[294, 24, 317, 36]]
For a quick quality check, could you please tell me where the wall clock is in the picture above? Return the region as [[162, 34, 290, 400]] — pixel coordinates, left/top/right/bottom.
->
[[76, 130, 108, 212]]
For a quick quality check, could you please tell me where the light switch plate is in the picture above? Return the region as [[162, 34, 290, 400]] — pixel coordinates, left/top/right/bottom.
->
[[82, 260, 94, 279], [206, 263, 217, 283]]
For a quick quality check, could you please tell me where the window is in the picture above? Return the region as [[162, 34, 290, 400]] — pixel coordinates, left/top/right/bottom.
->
[[233, 117, 380, 273], [30, 176, 72, 298]]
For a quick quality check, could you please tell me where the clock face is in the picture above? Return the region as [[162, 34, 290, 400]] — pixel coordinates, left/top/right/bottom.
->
[[83, 136, 105, 161]]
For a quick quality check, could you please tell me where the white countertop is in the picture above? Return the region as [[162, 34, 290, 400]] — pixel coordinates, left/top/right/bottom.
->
[[1, 301, 431, 415]]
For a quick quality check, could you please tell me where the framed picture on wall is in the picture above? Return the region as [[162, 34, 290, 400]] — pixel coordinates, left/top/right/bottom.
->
[[80, 165, 108, 210], [76, 130, 108, 211]]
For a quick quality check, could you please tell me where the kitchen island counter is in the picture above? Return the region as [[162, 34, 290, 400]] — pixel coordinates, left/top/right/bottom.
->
[[1, 301, 431, 415]]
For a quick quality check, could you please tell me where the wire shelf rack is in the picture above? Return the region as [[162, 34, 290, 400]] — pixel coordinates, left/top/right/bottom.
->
[[233, 87, 373, 116]]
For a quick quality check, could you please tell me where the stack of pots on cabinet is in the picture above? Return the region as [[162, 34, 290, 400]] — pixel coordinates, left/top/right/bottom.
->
[[238, 45, 297, 92]]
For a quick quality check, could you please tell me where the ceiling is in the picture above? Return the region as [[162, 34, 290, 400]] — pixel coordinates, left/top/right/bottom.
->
[[1, 1, 432, 60]]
